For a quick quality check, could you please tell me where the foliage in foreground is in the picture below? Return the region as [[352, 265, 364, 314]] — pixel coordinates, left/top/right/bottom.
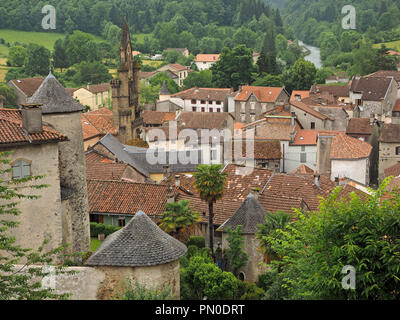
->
[[119, 279, 174, 300], [0, 152, 73, 300], [222, 225, 248, 278], [259, 179, 400, 300]]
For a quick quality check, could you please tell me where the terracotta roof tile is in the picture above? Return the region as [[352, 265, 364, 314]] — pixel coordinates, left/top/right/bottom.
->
[[290, 90, 310, 101], [394, 99, 400, 112], [85, 83, 110, 94], [81, 108, 116, 140], [233, 140, 282, 160], [290, 100, 330, 121], [171, 87, 233, 101], [194, 54, 220, 62], [379, 124, 400, 143], [346, 118, 373, 135], [292, 130, 318, 146], [310, 85, 350, 98], [235, 86, 284, 103], [350, 76, 393, 101], [86, 152, 129, 181], [385, 162, 400, 178], [177, 112, 231, 130], [290, 164, 315, 174], [10, 77, 44, 97], [0, 108, 67, 146], [330, 133, 372, 160], [258, 193, 308, 213], [142, 111, 176, 126], [366, 70, 400, 83], [87, 180, 174, 216]]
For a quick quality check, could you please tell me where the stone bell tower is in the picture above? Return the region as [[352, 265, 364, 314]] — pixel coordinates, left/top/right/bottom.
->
[[111, 16, 142, 144]]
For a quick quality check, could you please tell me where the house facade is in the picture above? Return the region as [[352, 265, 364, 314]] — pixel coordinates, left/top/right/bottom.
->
[[234, 86, 290, 124], [73, 83, 111, 110], [194, 54, 220, 71], [157, 64, 190, 87], [379, 124, 400, 182]]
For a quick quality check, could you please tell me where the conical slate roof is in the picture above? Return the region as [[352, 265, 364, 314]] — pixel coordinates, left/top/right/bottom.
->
[[160, 80, 170, 95], [85, 211, 187, 267], [28, 72, 84, 114], [219, 193, 266, 234]]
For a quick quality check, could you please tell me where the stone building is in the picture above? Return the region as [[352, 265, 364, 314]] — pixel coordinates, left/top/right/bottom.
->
[[379, 124, 400, 182], [234, 86, 290, 124], [111, 17, 142, 144], [85, 211, 187, 299], [7, 77, 44, 105], [28, 72, 91, 255], [219, 193, 268, 283], [0, 106, 68, 254]]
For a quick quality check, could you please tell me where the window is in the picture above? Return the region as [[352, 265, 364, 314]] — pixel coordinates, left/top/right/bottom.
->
[[311, 122, 315, 129], [118, 217, 126, 227], [211, 149, 217, 161], [201, 107, 205, 112], [201, 100, 206, 104], [217, 108, 221, 113], [191, 99, 196, 104], [300, 153, 307, 163], [192, 107, 196, 112], [301, 146, 306, 152], [396, 146, 400, 155], [216, 101, 221, 105], [209, 108, 213, 112], [12, 160, 31, 179]]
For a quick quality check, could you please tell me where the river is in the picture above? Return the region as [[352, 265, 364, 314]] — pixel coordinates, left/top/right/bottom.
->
[[298, 40, 322, 69]]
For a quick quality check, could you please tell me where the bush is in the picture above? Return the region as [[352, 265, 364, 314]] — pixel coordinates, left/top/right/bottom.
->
[[237, 281, 265, 300], [119, 279, 174, 300], [90, 222, 120, 238], [185, 236, 205, 248]]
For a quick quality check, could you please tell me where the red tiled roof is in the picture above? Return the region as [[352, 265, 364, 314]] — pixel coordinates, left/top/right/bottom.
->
[[194, 54, 220, 62], [0, 108, 67, 146], [262, 173, 335, 211], [393, 99, 400, 112], [86, 152, 130, 181], [177, 112, 231, 130], [81, 108, 116, 140], [235, 86, 284, 103], [385, 162, 400, 178], [171, 87, 233, 101], [292, 130, 318, 146], [366, 70, 400, 83], [258, 193, 308, 214], [139, 71, 156, 80], [290, 164, 315, 174], [350, 76, 393, 101], [87, 180, 173, 216], [85, 83, 110, 94], [290, 90, 310, 101], [346, 118, 373, 135], [10, 77, 43, 97], [143, 111, 176, 126], [330, 133, 372, 160], [290, 100, 330, 121], [233, 140, 282, 160]]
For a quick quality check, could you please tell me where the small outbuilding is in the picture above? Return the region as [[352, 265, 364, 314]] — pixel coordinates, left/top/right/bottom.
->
[[219, 193, 268, 283], [85, 210, 187, 299]]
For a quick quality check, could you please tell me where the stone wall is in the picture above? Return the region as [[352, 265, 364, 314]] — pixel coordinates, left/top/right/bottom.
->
[[0, 143, 63, 253], [43, 111, 90, 255], [39, 261, 181, 300], [379, 142, 400, 182]]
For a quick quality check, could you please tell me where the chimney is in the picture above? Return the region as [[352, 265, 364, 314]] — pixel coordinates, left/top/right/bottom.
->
[[0, 95, 4, 108], [167, 185, 175, 203], [251, 187, 260, 200], [20, 104, 43, 134], [175, 175, 181, 187], [290, 112, 296, 127], [314, 174, 321, 188]]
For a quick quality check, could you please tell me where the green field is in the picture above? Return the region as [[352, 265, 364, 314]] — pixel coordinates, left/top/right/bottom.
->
[[0, 29, 105, 57], [373, 39, 400, 51]]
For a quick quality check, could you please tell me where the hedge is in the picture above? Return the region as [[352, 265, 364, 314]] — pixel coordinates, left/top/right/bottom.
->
[[90, 222, 120, 238], [185, 236, 205, 248]]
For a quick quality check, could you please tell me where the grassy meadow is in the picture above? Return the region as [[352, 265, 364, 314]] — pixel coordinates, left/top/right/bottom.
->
[[373, 39, 400, 51]]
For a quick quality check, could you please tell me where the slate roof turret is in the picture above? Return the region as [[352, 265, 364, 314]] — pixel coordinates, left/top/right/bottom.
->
[[85, 210, 187, 267], [28, 72, 84, 114]]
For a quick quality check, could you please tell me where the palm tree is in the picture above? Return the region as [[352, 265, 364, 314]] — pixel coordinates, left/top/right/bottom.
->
[[194, 164, 227, 261], [158, 200, 200, 242]]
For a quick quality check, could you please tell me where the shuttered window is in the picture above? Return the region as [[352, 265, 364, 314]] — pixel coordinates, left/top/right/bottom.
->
[[12, 160, 31, 179]]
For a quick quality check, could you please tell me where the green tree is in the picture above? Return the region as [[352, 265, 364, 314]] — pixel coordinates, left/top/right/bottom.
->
[[223, 226, 248, 278], [73, 61, 112, 86], [194, 165, 227, 261], [148, 72, 179, 94], [252, 74, 283, 87], [211, 45, 255, 91], [262, 180, 400, 300], [257, 22, 278, 75], [24, 44, 51, 77], [0, 84, 18, 108], [159, 200, 201, 242], [283, 58, 317, 93], [183, 70, 214, 89], [181, 256, 239, 300], [7, 46, 27, 67], [0, 152, 71, 300], [120, 280, 173, 300], [53, 39, 69, 72]]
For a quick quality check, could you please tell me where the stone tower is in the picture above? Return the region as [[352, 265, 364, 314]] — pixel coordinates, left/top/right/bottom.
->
[[28, 72, 90, 256], [111, 16, 142, 144]]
